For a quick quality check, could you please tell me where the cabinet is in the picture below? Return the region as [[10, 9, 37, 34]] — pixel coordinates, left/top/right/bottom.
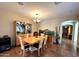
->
[[0, 37, 11, 52]]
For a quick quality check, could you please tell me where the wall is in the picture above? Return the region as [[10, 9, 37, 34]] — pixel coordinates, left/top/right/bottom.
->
[[0, 9, 37, 46], [39, 18, 65, 31]]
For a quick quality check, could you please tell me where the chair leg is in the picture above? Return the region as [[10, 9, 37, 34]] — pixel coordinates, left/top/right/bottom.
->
[[43, 45, 47, 51], [40, 48, 42, 54], [46, 44, 47, 48], [38, 49, 40, 56], [45, 45, 47, 49], [19, 50, 23, 56], [23, 50, 25, 57], [43, 45, 45, 51]]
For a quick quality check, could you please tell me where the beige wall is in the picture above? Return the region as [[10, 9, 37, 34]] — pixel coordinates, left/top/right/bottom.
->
[[39, 18, 65, 31], [0, 9, 37, 46]]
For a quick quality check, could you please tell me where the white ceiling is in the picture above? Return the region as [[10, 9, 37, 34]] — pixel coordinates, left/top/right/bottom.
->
[[0, 2, 79, 21]]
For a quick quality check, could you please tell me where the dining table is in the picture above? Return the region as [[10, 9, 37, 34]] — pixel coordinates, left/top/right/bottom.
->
[[22, 36, 44, 51], [23, 36, 42, 44]]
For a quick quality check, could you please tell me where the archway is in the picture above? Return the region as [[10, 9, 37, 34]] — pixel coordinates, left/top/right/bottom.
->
[[59, 19, 79, 49]]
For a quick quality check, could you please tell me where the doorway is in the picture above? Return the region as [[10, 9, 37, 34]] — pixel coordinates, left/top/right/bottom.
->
[[62, 25, 73, 40], [62, 25, 74, 51]]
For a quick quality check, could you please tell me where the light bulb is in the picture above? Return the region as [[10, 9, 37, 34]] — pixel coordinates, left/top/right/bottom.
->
[[37, 19, 40, 22], [33, 19, 36, 22]]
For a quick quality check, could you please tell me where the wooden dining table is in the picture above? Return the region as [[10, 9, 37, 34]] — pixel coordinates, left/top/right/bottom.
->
[[21, 36, 44, 51], [22, 36, 42, 44]]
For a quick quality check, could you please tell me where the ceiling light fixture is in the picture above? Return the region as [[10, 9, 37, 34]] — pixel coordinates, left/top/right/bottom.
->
[[32, 12, 40, 23], [18, 2, 24, 5]]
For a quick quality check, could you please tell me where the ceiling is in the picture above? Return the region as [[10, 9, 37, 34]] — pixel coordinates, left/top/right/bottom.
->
[[0, 2, 79, 21]]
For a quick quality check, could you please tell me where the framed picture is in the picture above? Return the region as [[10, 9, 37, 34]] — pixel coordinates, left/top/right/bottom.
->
[[16, 21, 25, 34], [25, 24, 32, 33]]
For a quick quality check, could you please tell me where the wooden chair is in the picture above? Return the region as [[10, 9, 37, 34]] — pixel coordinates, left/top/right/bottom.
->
[[43, 35, 48, 50], [33, 32, 39, 38], [29, 37, 44, 56], [18, 36, 30, 56]]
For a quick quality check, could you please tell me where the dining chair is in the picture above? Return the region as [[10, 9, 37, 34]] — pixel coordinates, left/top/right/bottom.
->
[[33, 32, 39, 38], [43, 35, 48, 50], [40, 33, 45, 37], [29, 37, 44, 56], [18, 36, 30, 56]]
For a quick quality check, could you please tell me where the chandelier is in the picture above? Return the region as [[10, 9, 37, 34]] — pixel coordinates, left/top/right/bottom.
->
[[32, 13, 40, 23]]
